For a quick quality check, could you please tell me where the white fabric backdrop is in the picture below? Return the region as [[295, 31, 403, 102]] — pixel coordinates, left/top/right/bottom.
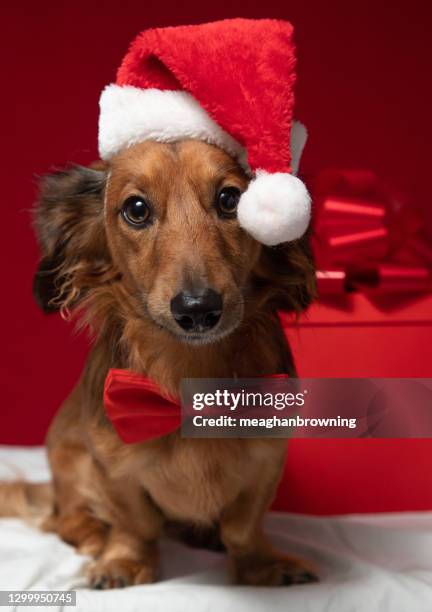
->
[[0, 446, 431, 612]]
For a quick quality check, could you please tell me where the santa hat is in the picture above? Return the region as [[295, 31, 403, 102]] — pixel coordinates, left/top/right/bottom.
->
[[98, 19, 311, 246]]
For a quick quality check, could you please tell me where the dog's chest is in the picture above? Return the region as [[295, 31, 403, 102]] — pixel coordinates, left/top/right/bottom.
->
[[137, 439, 254, 524]]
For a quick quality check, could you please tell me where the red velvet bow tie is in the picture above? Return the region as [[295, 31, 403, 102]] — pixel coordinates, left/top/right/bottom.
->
[[104, 369, 181, 444], [104, 369, 289, 444]]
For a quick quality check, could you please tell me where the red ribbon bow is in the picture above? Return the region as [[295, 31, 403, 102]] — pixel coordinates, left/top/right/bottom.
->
[[104, 369, 290, 444], [104, 369, 181, 444], [312, 169, 432, 295]]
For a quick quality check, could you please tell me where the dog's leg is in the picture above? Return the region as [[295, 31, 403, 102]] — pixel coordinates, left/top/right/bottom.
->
[[220, 474, 318, 586], [45, 439, 109, 558], [86, 515, 162, 589], [86, 527, 159, 589], [56, 508, 109, 558], [83, 477, 163, 589]]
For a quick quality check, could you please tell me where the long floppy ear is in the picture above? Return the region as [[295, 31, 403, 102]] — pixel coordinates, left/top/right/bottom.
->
[[252, 231, 317, 314], [33, 164, 113, 314]]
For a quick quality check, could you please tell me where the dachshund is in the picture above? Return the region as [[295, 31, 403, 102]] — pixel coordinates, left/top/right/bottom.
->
[[2, 139, 316, 589]]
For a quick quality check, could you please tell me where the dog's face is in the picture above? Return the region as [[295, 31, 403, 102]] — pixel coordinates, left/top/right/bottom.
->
[[104, 141, 258, 344], [33, 139, 315, 347]]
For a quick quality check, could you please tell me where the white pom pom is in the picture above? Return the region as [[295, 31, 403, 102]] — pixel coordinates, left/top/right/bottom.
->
[[237, 170, 311, 246]]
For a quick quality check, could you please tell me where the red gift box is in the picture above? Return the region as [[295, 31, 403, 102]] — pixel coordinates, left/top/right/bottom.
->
[[272, 169, 432, 515]]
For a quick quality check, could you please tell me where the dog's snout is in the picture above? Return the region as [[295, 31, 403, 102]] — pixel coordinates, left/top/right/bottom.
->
[[170, 289, 222, 333]]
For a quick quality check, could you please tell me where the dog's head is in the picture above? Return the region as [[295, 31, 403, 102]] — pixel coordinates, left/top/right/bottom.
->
[[34, 140, 315, 345]]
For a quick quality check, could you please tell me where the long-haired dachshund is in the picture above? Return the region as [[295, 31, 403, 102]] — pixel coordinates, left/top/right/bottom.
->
[[1, 138, 317, 588], [2, 11, 320, 593]]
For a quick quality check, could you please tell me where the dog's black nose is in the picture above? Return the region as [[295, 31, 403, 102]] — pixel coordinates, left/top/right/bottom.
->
[[170, 289, 222, 332]]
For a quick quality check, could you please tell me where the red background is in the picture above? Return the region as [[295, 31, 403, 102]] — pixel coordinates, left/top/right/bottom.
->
[[3, 1, 432, 513]]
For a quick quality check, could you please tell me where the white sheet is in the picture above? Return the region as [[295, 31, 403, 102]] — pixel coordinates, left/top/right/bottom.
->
[[0, 446, 431, 612]]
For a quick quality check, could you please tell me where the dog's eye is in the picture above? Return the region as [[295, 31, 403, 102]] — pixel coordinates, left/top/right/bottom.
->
[[121, 196, 151, 227], [216, 187, 241, 218]]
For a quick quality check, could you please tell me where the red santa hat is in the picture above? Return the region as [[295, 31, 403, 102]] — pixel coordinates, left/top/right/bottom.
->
[[98, 19, 311, 246]]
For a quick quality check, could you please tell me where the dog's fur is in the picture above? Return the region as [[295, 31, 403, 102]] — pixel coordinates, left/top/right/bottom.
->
[[4, 140, 316, 588]]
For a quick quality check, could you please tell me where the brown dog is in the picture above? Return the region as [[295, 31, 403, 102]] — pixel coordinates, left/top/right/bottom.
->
[[4, 139, 316, 589]]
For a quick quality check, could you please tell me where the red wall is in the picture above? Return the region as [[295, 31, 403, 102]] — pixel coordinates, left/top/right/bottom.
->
[[3, 1, 432, 444]]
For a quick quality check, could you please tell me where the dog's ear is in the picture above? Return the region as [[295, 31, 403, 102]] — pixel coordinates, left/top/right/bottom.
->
[[253, 232, 317, 314], [33, 164, 113, 313]]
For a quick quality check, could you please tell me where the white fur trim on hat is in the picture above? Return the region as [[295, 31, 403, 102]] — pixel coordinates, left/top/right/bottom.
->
[[290, 122, 308, 176], [99, 84, 250, 169], [99, 85, 307, 175], [237, 170, 311, 245]]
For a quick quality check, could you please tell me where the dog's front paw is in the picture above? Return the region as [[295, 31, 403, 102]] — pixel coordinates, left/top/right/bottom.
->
[[230, 554, 318, 587], [86, 558, 158, 589]]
